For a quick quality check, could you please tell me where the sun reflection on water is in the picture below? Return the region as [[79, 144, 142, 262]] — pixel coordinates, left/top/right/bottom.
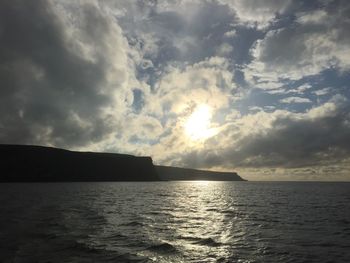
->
[[165, 181, 236, 261], [4, 182, 346, 262]]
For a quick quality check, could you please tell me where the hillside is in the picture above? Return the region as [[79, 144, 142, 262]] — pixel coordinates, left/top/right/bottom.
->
[[0, 145, 159, 182], [0, 145, 245, 182], [156, 165, 245, 181]]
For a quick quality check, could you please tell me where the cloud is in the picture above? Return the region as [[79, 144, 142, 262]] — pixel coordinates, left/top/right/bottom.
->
[[216, 43, 234, 56], [219, 0, 293, 29], [170, 96, 350, 178], [114, 0, 236, 67], [0, 0, 136, 148], [245, 1, 350, 88], [287, 83, 312, 94], [124, 114, 163, 141], [0, 0, 349, 181], [0, 0, 238, 152], [224, 30, 237, 38], [280, 97, 312, 104], [313, 88, 331, 96], [145, 57, 236, 116]]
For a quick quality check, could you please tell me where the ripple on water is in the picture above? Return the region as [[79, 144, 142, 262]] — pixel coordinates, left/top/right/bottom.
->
[[0, 182, 350, 263], [147, 242, 178, 254]]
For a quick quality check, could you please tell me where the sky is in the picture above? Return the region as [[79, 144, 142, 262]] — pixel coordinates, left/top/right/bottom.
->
[[0, 0, 350, 181]]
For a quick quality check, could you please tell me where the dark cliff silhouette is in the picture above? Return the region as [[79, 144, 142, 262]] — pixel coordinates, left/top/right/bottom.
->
[[0, 145, 159, 182], [0, 144, 245, 182], [156, 165, 245, 181]]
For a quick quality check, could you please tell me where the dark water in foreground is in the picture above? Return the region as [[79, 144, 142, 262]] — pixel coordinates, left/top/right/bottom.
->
[[0, 182, 350, 263]]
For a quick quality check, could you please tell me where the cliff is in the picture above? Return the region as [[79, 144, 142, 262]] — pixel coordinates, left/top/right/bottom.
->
[[0, 145, 159, 182], [156, 165, 245, 181], [0, 145, 245, 182]]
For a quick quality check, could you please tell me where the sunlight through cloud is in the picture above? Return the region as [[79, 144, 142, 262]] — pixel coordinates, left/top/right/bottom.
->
[[184, 104, 218, 141]]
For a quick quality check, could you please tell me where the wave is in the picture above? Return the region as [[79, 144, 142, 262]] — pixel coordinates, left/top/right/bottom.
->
[[106, 232, 129, 240], [147, 242, 177, 253], [178, 235, 222, 247], [194, 237, 222, 247], [63, 240, 104, 254], [120, 221, 144, 227]]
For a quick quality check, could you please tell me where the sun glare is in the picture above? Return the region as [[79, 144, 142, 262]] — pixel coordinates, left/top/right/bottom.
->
[[184, 104, 217, 141]]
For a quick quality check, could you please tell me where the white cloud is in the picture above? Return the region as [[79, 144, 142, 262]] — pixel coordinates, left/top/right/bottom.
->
[[313, 87, 330, 96], [296, 9, 328, 25], [287, 83, 312, 94], [245, 4, 350, 89], [145, 57, 236, 116], [280, 97, 312, 104], [124, 114, 163, 141], [167, 96, 350, 180], [216, 43, 233, 56], [1, 0, 350, 181], [224, 29, 237, 38], [219, 0, 293, 29]]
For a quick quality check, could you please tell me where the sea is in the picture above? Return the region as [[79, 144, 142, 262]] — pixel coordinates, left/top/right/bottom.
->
[[0, 182, 349, 263]]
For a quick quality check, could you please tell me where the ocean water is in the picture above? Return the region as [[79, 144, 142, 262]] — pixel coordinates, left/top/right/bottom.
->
[[0, 182, 349, 263]]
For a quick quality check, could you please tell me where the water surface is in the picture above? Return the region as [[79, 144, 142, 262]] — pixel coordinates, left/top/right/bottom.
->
[[0, 182, 349, 262]]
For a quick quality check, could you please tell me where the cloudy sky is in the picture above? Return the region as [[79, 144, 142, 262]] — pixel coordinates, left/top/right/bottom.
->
[[1, 0, 350, 181]]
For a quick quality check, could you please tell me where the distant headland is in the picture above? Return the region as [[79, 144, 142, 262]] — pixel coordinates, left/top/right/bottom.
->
[[156, 166, 244, 181], [0, 145, 246, 182]]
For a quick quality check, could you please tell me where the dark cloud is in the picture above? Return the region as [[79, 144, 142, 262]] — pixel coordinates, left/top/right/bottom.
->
[[117, 1, 235, 67], [0, 0, 129, 147]]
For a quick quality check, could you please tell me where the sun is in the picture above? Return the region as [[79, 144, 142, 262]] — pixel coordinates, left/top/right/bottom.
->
[[184, 104, 218, 141]]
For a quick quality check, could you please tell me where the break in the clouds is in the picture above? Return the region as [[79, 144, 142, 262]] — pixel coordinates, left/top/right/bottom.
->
[[0, 0, 350, 181]]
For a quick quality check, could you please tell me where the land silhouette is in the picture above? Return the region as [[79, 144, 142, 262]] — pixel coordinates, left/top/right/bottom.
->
[[0, 145, 245, 182], [156, 166, 244, 181]]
